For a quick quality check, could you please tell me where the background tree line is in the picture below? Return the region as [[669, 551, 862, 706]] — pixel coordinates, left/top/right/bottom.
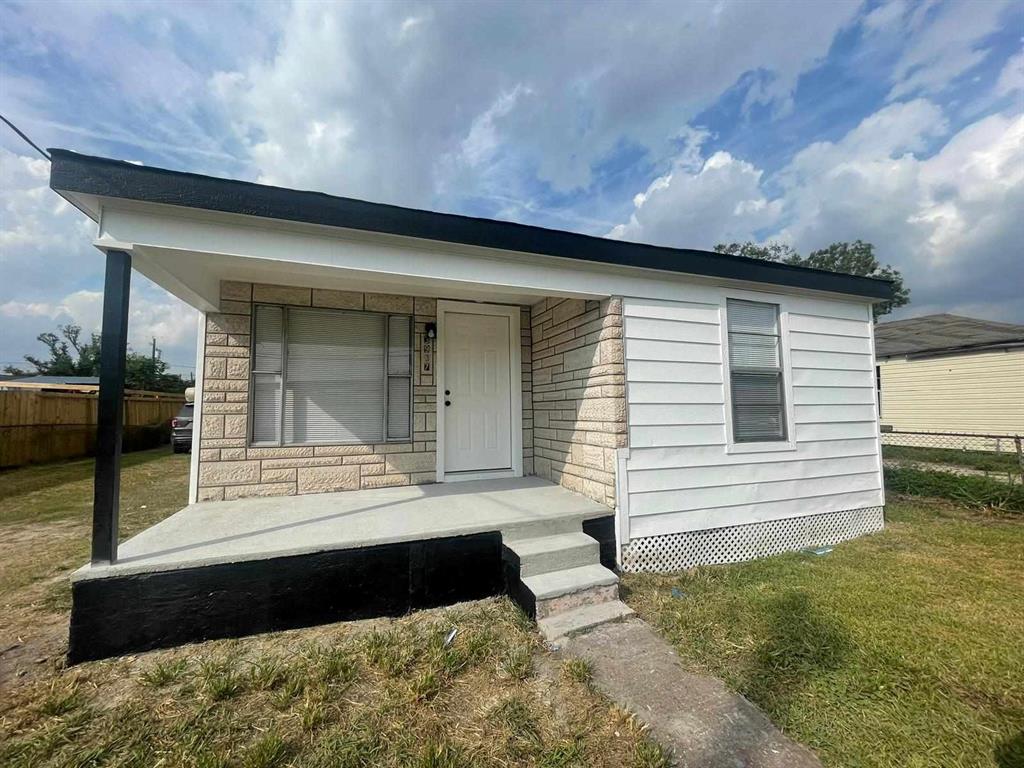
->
[[3, 324, 193, 393], [713, 240, 908, 320]]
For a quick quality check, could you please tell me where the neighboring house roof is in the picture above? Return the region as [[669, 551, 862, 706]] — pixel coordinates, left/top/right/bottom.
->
[[48, 149, 894, 301], [875, 314, 1024, 359], [7, 375, 101, 385]]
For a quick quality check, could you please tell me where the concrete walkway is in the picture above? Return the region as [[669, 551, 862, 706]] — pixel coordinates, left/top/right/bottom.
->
[[560, 618, 822, 768]]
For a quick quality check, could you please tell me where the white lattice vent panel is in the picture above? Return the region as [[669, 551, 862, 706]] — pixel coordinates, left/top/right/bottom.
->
[[620, 506, 884, 573]]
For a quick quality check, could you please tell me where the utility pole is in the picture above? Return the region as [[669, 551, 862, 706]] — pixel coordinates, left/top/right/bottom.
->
[[150, 337, 161, 362]]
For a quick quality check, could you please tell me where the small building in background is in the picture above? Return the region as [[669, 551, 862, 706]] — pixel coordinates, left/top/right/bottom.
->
[[875, 314, 1024, 441]]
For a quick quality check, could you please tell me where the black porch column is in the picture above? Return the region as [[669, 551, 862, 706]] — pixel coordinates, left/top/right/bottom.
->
[[91, 249, 132, 564]]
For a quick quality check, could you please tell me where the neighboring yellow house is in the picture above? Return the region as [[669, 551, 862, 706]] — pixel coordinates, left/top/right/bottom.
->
[[875, 314, 1024, 438]]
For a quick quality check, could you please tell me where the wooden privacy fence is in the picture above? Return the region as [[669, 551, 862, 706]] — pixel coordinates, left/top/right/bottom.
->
[[0, 383, 186, 468]]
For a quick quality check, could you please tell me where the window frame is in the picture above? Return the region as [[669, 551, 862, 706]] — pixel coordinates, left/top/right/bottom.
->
[[719, 290, 797, 454], [247, 303, 414, 448]]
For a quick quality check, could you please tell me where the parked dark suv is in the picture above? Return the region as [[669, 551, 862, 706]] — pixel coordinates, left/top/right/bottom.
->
[[171, 401, 194, 453]]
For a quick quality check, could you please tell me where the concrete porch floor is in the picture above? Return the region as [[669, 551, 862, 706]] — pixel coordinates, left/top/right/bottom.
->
[[75, 477, 611, 582]]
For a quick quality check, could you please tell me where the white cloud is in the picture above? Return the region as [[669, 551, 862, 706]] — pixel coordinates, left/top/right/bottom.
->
[[608, 128, 782, 247], [995, 50, 1024, 97], [861, 0, 1015, 101], [209, 1, 860, 204], [0, 147, 198, 373], [609, 101, 1024, 322]]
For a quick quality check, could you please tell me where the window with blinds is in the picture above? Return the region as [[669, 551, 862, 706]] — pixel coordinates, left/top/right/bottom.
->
[[726, 299, 787, 442], [250, 305, 412, 446]]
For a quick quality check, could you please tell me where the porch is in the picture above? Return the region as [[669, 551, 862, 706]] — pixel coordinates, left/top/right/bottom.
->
[[68, 477, 620, 662]]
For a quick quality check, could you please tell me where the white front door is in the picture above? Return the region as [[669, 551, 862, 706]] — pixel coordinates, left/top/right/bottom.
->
[[443, 311, 512, 473]]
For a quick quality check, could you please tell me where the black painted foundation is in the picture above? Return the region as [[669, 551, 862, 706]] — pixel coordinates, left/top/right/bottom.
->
[[69, 531, 503, 664], [68, 514, 617, 664]]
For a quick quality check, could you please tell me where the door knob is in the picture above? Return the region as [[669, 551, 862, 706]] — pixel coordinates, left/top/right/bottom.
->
[[445, 400, 451, 407], [444, 390, 450, 395]]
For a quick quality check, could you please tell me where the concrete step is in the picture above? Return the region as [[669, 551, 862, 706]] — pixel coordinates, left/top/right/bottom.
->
[[503, 515, 586, 542], [505, 531, 600, 578], [538, 599, 635, 642], [523, 563, 619, 620]]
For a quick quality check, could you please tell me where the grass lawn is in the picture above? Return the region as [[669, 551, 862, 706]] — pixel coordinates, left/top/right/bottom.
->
[[623, 499, 1024, 768], [882, 444, 1023, 476], [0, 449, 668, 768]]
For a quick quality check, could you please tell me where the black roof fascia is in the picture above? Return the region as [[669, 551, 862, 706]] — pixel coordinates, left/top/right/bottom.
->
[[49, 149, 895, 300]]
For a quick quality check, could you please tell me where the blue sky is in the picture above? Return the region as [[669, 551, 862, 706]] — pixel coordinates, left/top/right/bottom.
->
[[1, 0, 1021, 375]]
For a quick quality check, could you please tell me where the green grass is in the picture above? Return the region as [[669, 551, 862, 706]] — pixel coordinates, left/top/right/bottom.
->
[[0, 450, 663, 767], [885, 466, 1024, 513], [883, 444, 1022, 475], [623, 498, 1024, 768]]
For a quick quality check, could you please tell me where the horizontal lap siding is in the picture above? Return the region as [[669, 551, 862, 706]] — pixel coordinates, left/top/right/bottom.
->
[[878, 350, 1024, 434], [622, 294, 883, 536]]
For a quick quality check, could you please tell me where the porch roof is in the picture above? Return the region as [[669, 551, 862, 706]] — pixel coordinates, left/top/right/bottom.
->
[[74, 477, 611, 582], [49, 149, 894, 301]]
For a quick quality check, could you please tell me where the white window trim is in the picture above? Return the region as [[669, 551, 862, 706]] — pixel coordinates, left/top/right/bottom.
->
[[718, 289, 797, 454], [435, 300, 523, 483], [247, 303, 413, 448]]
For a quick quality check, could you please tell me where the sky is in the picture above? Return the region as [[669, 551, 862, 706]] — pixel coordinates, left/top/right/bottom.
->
[[1, 0, 1021, 377]]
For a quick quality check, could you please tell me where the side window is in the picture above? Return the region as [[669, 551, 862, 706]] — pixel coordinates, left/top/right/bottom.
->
[[726, 299, 787, 442]]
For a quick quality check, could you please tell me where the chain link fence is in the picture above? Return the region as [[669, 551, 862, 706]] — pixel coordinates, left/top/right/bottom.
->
[[881, 429, 1024, 513]]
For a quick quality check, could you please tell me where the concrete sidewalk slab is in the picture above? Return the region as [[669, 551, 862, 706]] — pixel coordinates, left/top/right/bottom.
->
[[560, 618, 822, 768]]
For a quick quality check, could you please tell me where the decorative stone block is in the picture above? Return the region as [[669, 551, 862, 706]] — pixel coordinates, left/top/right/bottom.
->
[[220, 281, 252, 301], [253, 284, 312, 305], [202, 402, 247, 415], [224, 483, 296, 500], [199, 461, 261, 486], [227, 358, 250, 379], [197, 486, 225, 502], [297, 465, 360, 493], [221, 447, 247, 460], [224, 415, 248, 438], [205, 357, 227, 379], [219, 300, 251, 315], [207, 314, 251, 335], [312, 289, 363, 310], [414, 297, 437, 315], [364, 293, 413, 313], [313, 445, 374, 456], [261, 467, 297, 483], [246, 446, 315, 459], [385, 452, 435, 474], [202, 414, 224, 439]]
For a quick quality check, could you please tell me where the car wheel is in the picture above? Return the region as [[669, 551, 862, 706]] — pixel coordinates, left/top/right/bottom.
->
[[172, 443, 185, 454]]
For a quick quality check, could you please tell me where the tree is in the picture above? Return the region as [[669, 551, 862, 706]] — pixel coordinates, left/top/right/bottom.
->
[[714, 239, 909, 320], [4, 324, 193, 393]]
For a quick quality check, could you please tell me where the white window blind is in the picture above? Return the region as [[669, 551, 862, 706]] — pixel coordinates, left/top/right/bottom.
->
[[250, 305, 412, 446], [727, 299, 787, 442]]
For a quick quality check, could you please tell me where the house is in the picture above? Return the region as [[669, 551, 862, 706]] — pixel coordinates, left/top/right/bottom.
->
[[875, 314, 1024, 446], [49, 149, 893, 662]]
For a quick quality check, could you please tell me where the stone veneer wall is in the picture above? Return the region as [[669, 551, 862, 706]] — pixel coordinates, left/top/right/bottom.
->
[[197, 281, 533, 500], [530, 297, 626, 508]]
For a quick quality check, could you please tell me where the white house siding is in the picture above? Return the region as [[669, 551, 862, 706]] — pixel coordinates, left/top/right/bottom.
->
[[619, 289, 884, 569], [878, 350, 1024, 436]]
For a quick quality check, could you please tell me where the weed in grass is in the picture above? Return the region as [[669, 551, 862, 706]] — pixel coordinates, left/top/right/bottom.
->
[[298, 691, 330, 732], [885, 466, 1024, 513], [38, 683, 83, 717], [410, 668, 444, 702], [499, 642, 534, 681], [539, 737, 587, 768], [141, 657, 188, 687], [364, 628, 417, 677], [269, 671, 305, 709], [488, 696, 542, 758], [417, 740, 472, 768], [632, 739, 673, 768], [246, 658, 287, 690], [310, 646, 358, 685], [240, 732, 289, 768], [194, 751, 228, 768], [561, 657, 594, 688], [199, 659, 243, 701]]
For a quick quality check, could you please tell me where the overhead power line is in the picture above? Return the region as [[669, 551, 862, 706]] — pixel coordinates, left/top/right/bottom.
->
[[0, 113, 50, 161]]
